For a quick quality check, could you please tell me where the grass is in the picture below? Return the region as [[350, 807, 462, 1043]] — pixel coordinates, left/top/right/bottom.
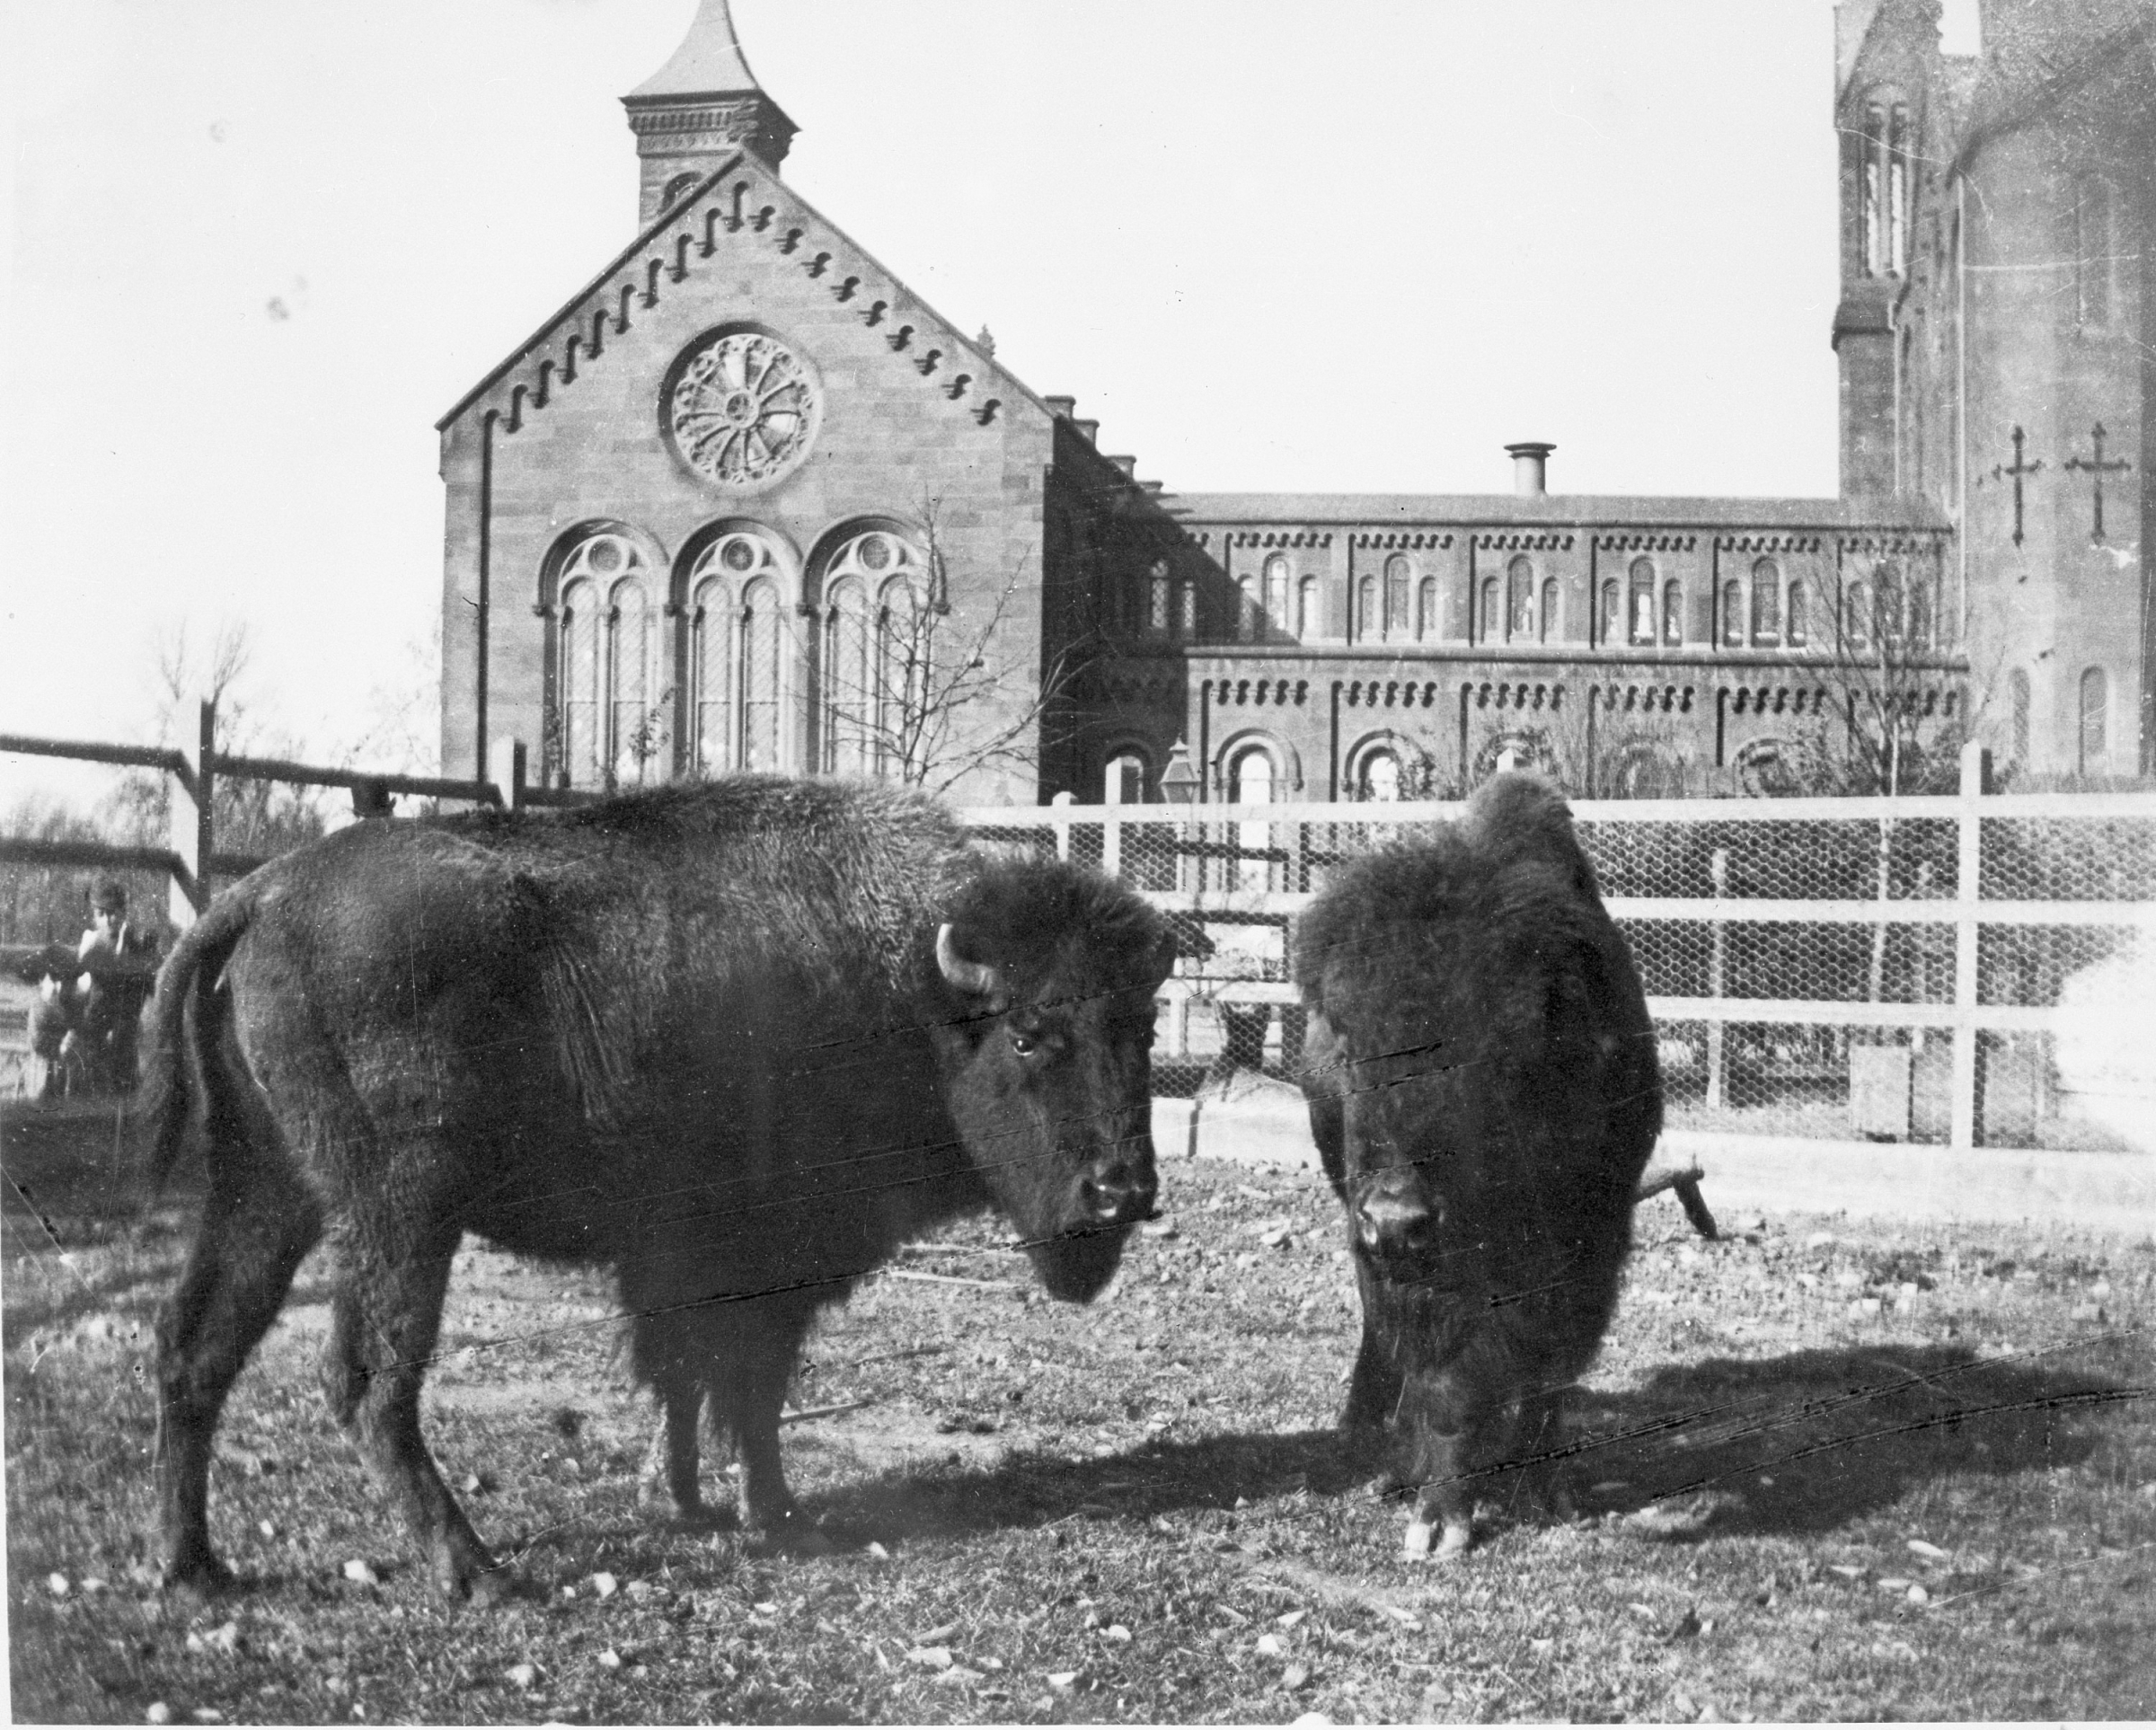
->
[[5, 1095, 2154, 1724]]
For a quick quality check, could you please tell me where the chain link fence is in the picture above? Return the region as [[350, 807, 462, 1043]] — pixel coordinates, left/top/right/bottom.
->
[[960, 757, 2156, 1155]]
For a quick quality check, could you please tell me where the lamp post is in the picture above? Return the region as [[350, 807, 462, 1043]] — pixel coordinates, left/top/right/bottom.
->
[[1161, 738, 1199, 897]]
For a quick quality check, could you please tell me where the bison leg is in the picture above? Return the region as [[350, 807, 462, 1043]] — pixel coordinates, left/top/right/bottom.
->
[[706, 1296, 829, 1554], [1339, 1258, 1405, 1435], [155, 1172, 322, 1598], [1396, 1364, 1504, 1563], [629, 1311, 733, 1527], [1507, 1382, 1578, 1522], [320, 1223, 500, 1602]]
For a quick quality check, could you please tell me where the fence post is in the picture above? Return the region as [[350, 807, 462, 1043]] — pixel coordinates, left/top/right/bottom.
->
[[489, 737, 526, 812], [1705, 847, 1728, 1110], [1101, 795, 1122, 879], [167, 697, 215, 929], [1050, 790, 1074, 862], [1949, 740, 1992, 1151]]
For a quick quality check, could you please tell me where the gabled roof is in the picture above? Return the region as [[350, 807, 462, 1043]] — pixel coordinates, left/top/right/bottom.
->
[[627, 0, 767, 101], [436, 150, 1053, 435]]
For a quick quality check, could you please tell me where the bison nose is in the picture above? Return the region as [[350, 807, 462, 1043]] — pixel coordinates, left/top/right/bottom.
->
[[1354, 1171, 1439, 1258], [1079, 1158, 1154, 1225]]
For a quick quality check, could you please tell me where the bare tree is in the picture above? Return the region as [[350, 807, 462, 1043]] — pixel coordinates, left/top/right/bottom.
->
[[817, 495, 1096, 795]]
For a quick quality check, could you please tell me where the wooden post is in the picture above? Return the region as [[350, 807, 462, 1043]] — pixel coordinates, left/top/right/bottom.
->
[[1050, 789, 1074, 863], [489, 737, 526, 812], [1705, 846, 1728, 1110], [1949, 740, 1991, 1150], [167, 698, 215, 928]]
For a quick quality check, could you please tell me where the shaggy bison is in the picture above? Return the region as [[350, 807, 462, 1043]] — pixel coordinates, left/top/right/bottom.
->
[[1294, 775, 1660, 1559], [144, 778, 1172, 1601]]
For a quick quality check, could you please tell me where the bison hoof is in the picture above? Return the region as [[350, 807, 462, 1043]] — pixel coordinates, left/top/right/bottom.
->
[[159, 1553, 236, 1604], [1401, 1517, 1473, 1562], [746, 1512, 835, 1558]]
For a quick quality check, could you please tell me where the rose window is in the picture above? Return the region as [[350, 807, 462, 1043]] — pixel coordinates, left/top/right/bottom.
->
[[667, 330, 819, 488]]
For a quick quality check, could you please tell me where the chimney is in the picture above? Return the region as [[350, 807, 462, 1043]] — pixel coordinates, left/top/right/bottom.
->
[[1044, 395, 1077, 418], [1108, 455, 1138, 478], [1072, 418, 1100, 446], [1505, 441, 1555, 498]]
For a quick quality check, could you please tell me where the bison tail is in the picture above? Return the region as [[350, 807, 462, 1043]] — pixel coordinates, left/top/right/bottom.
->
[[137, 890, 256, 1193]]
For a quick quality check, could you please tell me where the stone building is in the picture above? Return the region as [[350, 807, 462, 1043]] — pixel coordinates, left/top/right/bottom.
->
[[437, 0, 2143, 805]]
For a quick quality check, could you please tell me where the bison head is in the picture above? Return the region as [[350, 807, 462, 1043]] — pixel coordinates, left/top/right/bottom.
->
[[928, 861, 1175, 1302]]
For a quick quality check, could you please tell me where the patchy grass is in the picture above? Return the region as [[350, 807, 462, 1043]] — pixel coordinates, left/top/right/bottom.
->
[[5, 1098, 2154, 1724]]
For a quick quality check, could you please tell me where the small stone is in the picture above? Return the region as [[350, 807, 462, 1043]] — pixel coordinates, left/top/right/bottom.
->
[[146, 1705, 173, 1726], [1531, 1637, 1554, 1655], [46, 1572, 69, 1596], [1282, 1662, 1312, 1690], [1046, 1671, 1080, 1693], [189, 1711, 224, 1725], [906, 1646, 954, 1670], [1277, 1609, 1307, 1628], [1100, 1624, 1132, 1643], [589, 1571, 618, 1600], [1878, 1576, 1913, 1592], [505, 1663, 538, 1690], [596, 1649, 623, 1672], [1256, 1632, 1286, 1656], [866, 1541, 892, 1561], [257, 1520, 278, 1540], [340, 1558, 380, 1587], [917, 1621, 961, 1645], [81, 1577, 107, 1595]]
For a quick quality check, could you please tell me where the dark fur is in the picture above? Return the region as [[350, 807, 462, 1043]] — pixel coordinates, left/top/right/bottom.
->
[[1294, 773, 1661, 1556], [142, 775, 1172, 1600]]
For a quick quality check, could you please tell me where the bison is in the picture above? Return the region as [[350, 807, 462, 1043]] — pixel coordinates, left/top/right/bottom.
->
[[143, 777, 1173, 1602], [1294, 774, 1661, 1560]]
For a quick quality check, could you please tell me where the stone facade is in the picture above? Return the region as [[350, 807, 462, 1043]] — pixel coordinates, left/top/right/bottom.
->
[[437, 0, 2143, 805]]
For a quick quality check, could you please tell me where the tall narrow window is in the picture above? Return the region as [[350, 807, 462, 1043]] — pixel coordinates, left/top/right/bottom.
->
[[1264, 555, 1291, 633], [1751, 558, 1781, 646], [1629, 558, 1656, 645], [1480, 576, 1499, 643], [817, 527, 924, 779], [2080, 666, 2108, 775], [1179, 574, 1197, 639], [1539, 578, 1561, 643], [738, 577, 783, 772], [1721, 579, 1745, 647], [1862, 103, 1886, 275], [1875, 560, 1904, 645], [552, 529, 655, 789], [1601, 578, 1621, 646], [823, 578, 872, 775], [1385, 555, 1411, 637], [1846, 580, 1871, 650], [2074, 177, 2112, 328], [1360, 749, 1401, 802], [1360, 575, 1380, 641], [1418, 576, 1438, 641], [1105, 750, 1148, 804], [1786, 580, 1807, 648], [1860, 97, 1910, 277], [1507, 556, 1534, 640], [1228, 746, 1275, 892], [1149, 563, 1170, 636], [877, 574, 925, 773], [1238, 574, 1259, 642], [686, 529, 784, 775], [1886, 102, 1909, 275], [2010, 667, 2031, 764], [1662, 580, 1683, 646], [1908, 576, 1931, 649], [1297, 576, 1321, 640]]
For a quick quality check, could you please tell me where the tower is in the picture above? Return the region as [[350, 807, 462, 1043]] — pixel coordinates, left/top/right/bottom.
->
[[623, 0, 799, 227]]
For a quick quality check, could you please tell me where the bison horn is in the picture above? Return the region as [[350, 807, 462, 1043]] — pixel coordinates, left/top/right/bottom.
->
[[935, 923, 1002, 996]]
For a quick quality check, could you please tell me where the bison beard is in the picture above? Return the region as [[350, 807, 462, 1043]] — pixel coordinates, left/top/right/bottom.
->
[[1295, 774, 1661, 1560], [140, 777, 1171, 1602]]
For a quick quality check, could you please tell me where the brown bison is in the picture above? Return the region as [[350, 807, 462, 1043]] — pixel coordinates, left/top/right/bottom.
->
[[1294, 775, 1660, 1560], [144, 778, 1172, 1602]]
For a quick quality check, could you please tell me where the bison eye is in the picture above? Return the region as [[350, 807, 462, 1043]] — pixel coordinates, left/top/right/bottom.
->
[[1011, 1031, 1039, 1058]]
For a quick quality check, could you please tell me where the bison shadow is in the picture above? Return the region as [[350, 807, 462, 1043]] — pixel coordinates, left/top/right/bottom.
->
[[808, 1341, 2133, 1550]]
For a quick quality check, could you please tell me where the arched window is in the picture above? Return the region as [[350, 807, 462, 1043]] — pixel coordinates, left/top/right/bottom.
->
[[1721, 579, 1745, 648], [818, 526, 926, 779], [1786, 580, 1808, 648], [738, 576, 784, 772], [1540, 578, 1561, 644], [1178, 574, 1197, 639], [552, 529, 658, 789], [1238, 574, 1259, 642], [1148, 563, 1171, 636], [1846, 580, 1871, 650], [2079, 666, 2108, 775], [1751, 559, 1780, 646], [2010, 667, 2031, 764], [2074, 176, 2113, 328], [1662, 579, 1683, 646], [1629, 558, 1656, 645], [1359, 575, 1380, 642], [1297, 575, 1321, 640], [1875, 560, 1904, 645], [1860, 96, 1911, 277], [661, 172, 702, 209], [1104, 749, 1149, 805], [1359, 748, 1401, 802], [1480, 576, 1500, 643], [1385, 555, 1411, 637], [1600, 579, 1621, 646], [1417, 576, 1438, 641], [1507, 556, 1534, 640], [687, 528, 785, 775], [1908, 576, 1931, 649], [1227, 746, 1276, 891], [1264, 555, 1291, 633]]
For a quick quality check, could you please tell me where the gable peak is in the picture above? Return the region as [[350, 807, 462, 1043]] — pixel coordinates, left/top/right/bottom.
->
[[623, 0, 797, 225]]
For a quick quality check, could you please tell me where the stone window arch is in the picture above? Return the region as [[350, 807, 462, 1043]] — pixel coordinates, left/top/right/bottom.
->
[[683, 525, 791, 776], [1224, 740, 1279, 892], [1662, 578, 1683, 646], [1507, 555, 1535, 640], [1720, 578, 1745, 648], [1417, 576, 1438, 641], [814, 523, 927, 779], [2080, 666, 2109, 775], [1860, 91, 1911, 277], [1148, 563, 1171, 636], [1264, 555, 1292, 633], [1629, 557, 1656, 646], [1600, 578, 1621, 646], [1846, 579, 1871, 650], [1297, 575, 1321, 640], [1104, 746, 1150, 805], [661, 172, 703, 210], [544, 524, 664, 789], [1358, 573, 1379, 642], [1479, 575, 1500, 644], [1539, 578, 1561, 643], [1385, 554, 1412, 638], [1786, 579, 1808, 648], [1347, 732, 1419, 803], [1751, 558, 1780, 646]]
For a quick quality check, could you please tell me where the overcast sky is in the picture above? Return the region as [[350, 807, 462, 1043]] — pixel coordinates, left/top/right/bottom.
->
[[3, 0, 1866, 808]]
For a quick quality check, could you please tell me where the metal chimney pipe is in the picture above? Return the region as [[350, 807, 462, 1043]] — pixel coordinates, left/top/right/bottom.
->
[[1505, 441, 1555, 498]]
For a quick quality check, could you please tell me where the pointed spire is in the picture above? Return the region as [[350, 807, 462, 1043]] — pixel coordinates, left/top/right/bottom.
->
[[623, 0, 797, 225]]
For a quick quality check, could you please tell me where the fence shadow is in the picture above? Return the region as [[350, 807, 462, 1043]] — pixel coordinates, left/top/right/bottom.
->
[[807, 1340, 2137, 1549]]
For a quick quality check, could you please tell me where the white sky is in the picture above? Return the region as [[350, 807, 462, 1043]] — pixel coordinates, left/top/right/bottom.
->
[[3, 0, 1847, 808]]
